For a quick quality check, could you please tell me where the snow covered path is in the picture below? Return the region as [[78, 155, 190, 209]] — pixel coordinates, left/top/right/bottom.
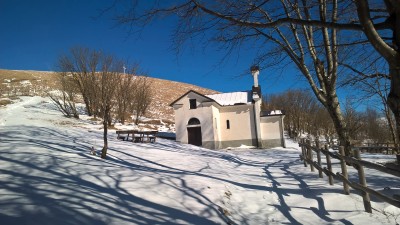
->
[[0, 97, 398, 225]]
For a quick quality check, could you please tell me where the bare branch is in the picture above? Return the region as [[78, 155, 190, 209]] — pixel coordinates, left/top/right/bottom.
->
[[191, 0, 390, 30]]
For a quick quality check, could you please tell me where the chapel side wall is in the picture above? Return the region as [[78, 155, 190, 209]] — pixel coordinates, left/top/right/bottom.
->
[[210, 106, 222, 149], [217, 105, 257, 148], [174, 105, 185, 143], [260, 116, 284, 148]]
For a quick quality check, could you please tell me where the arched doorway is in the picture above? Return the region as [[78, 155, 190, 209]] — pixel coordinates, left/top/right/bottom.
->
[[187, 118, 202, 146]]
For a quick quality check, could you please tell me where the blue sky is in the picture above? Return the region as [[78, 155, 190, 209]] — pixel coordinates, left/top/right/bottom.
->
[[0, 0, 311, 95]]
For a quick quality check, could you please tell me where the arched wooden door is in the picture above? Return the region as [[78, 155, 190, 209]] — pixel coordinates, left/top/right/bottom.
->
[[187, 118, 202, 146]]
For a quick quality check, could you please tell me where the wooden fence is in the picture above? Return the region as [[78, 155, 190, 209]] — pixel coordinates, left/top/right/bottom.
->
[[354, 142, 399, 155], [299, 139, 400, 213]]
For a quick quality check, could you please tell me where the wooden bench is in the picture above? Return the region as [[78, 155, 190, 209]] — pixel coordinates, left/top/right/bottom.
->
[[147, 131, 157, 143], [116, 130, 158, 143], [116, 130, 132, 141], [134, 136, 143, 143]]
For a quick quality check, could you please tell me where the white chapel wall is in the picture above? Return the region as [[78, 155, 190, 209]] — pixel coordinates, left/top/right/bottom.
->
[[173, 92, 215, 146], [260, 116, 284, 148]]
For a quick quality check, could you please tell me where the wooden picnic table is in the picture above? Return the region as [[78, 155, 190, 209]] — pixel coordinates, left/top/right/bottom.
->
[[116, 130, 158, 143]]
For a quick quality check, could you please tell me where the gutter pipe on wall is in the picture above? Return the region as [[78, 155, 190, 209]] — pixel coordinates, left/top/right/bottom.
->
[[253, 103, 259, 148]]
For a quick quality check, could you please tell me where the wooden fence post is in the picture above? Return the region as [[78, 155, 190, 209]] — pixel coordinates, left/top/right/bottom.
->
[[307, 139, 314, 172], [316, 139, 323, 178], [325, 144, 334, 185], [386, 143, 389, 155], [339, 146, 350, 195], [354, 149, 372, 213], [301, 139, 308, 167]]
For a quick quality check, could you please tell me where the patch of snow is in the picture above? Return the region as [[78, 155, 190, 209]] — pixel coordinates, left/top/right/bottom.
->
[[226, 144, 255, 150], [20, 80, 32, 86], [207, 91, 251, 106]]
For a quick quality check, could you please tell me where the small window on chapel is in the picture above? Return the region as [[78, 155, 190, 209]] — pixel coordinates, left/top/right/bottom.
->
[[226, 120, 230, 129], [189, 99, 197, 109]]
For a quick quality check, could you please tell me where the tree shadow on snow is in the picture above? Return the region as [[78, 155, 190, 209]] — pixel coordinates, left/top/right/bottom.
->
[[263, 160, 354, 225], [2, 125, 388, 225], [141, 141, 271, 168], [109, 140, 361, 225], [0, 126, 224, 225]]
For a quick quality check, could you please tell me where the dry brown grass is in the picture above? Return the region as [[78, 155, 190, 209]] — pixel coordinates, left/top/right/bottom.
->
[[0, 69, 218, 121], [140, 119, 162, 125], [0, 99, 12, 106], [88, 117, 101, 122], [140, 124, 157, 130], [0, 70, 59, 97], [0, 69, 57, 83], [162, 119, 175, 125]]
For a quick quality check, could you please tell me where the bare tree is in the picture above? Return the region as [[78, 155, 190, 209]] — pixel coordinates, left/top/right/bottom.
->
[[0, 83, 6, 98], [48, 72, 79, 118], [265, 89, 324, 140], [58, 47, 126, 159], [343, 99, 363, 142], [355, 0, 400, 146], [58, 47, 101, 117], [97, 55, 123, 159], [364, 107, 392, 144], [115, 68, 138, 124], [341, 62, 398, 150], [265, 89, 337, 144], [317, 108, 336, 145], [132, 76, 152, 125], [365, 79, 397, 148]]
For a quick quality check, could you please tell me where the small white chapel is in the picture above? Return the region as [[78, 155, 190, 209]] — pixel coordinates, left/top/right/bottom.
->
[[170, 66, 285, 149]]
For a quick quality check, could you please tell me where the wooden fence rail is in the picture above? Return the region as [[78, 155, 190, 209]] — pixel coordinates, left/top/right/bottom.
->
[[299, 139, 400, 213], [358, 142, 399, 155]]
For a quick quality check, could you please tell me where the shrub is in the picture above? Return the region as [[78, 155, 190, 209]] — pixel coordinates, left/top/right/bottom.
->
[[0, 99, 12, 106]]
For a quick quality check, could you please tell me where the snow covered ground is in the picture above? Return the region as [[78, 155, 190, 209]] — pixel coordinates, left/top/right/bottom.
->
[[0, 96, 399, 225]]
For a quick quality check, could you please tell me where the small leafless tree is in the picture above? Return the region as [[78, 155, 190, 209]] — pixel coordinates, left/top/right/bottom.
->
[[132, 76, 152, 125], [265, 89, 336, 144], [365, 78, 397, 147], [364, 107, 392, 144], [48, 72, 79, 118], [341, 63, 398, 149], [115, 68, 138, 124], [265, 90, 322, 139], [58, 47, 129, 159], [0, 84, 5, 97], [343, 99, 363, 142], [96, 56, 123, 159], [317, 108, 336, 145], [58, 47, 102, 117]]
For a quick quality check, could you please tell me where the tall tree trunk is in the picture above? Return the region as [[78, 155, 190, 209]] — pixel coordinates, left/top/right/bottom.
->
[[135, 113, 140, 125], [83, 94, 93, 116], [355, 0, 400, 154], [107, 115, 112, 126], [101, 108, 109, 159], [387, 64, 400, 154], [324, 96, 351, 155], [384, 103, 398, 149]]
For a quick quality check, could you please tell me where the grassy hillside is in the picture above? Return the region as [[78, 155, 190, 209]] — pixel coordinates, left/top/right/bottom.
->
[[0, 69, 218, 121], [0, 69, 57, 97]]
